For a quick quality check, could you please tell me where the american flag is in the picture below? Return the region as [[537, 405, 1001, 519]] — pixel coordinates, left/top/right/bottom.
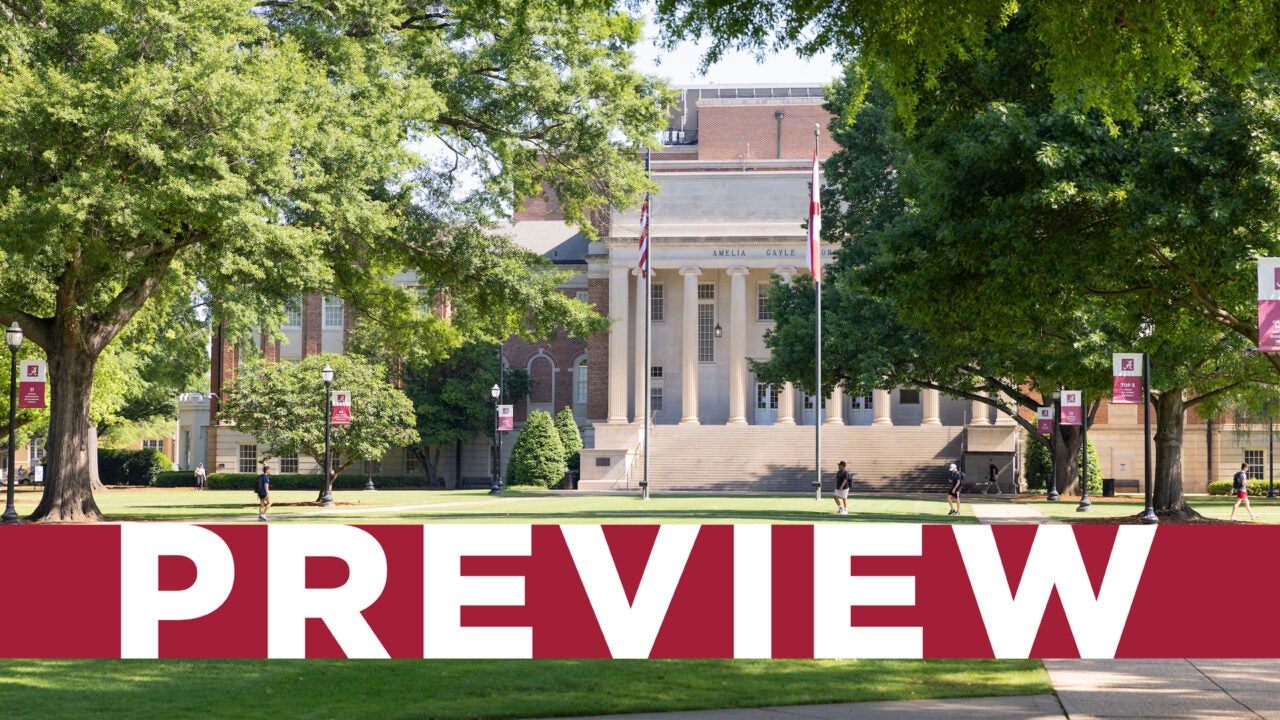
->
[[638, 151, 651, 278], [806, 143, 822, 281]]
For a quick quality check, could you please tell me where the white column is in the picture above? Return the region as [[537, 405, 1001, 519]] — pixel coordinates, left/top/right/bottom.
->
[[995, 390, 1018, 425], [777, 382, 796, 425], [633, 269, 647, 423], [727, 267, 749, 425], [679, 267, 701, 425], [873, 389, 893, 425], [824, 384, 845, 425], [608, 265, 630, 424], [922, 388, 942, 426], [970, 392, 990, 425]]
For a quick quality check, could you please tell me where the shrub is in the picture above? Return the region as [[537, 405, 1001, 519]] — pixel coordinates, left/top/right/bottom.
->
[[154, 471, 196, 487], [1024, 432, 1103, 495], [506, 410, 567, 488], [98, 449, 170, 486], [1208, 479, 1276, 497], [205, 473, 433, 490], [553, 406, 583, 474]]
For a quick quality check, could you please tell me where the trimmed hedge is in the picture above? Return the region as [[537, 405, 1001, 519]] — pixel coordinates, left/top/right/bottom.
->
[[1208, 479, 1278, 497], [506, 410, 567, 488], [155, 471, 197, 488], [98, 449, 171, 486], [205, 473, 431, 490]]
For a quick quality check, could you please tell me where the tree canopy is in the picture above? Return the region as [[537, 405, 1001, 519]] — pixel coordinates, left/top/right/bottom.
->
[[0, 0, 667, 520], [652, 0, 1280, 124]]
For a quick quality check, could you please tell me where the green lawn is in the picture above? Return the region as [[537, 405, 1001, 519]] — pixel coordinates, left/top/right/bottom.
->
[[0, 658, 1049, 719]]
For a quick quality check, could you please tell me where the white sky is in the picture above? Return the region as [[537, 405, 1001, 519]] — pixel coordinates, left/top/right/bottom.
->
[[632, 19, 840, 86]]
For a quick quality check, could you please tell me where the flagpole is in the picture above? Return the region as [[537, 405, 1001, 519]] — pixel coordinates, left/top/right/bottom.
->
[[811, 125, 823, 502], [643, 149, 652, 501]]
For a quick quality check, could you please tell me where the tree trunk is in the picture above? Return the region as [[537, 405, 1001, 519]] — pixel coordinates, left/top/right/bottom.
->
[[1051, 424, 1083, 496], [88, 425, 104, 492], [424, 446, 440, 487], [1152, 389, 1197, 518], [31, 328, 104, 523], [455, 438, 463, 489]]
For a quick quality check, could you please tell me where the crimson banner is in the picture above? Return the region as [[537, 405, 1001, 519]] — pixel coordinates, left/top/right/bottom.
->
[[3, 523, 1276, 659], [1059, 390, 1083, 426], [1036, 407, 1053, 434], [18, 360, 45, 409], [1259, 259, 1280, 351], [1111, 353, 1142, 404], [331, 391, 351, 425], [497, 404, 513, 432]]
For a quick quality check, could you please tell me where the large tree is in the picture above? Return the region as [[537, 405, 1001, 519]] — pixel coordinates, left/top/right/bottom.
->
[[217, 353, 419, 501], [0, 0, 666, 521], [652, 0, 1280, 124]]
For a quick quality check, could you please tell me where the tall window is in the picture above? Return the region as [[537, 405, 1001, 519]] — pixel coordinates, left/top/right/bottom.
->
[[238, 444, 258, 473], [651, 284, 664, 321], [279, 454, 298, 474], [282, 302, 302, 327], [574, 358, 589, 404], [757, 283, 773, 321], [1245, 450, 1265, 479], [649, 366, 664, 412], [28, 438, 44, 465], [323, 295, 344, 328], [405, 451, 421, 476], [698, 283, 716, 363]]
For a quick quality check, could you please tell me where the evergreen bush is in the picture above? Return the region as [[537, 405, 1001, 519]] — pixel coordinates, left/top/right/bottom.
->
[[98, 448, 171, 486], [506, 410, 567, 488], [553, 406, 583, 475], [1024, 432, 1103, 495]]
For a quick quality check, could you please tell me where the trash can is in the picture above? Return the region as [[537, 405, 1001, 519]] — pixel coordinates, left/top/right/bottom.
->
[[1102, 478, 1115, 497]]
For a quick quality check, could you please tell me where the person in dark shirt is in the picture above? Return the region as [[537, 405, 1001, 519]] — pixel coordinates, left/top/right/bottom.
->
[[256, 465, 271, 522], [1229, 462, 1257, 522], [947, 463, 964, 516], [833, 461, 852, 515]]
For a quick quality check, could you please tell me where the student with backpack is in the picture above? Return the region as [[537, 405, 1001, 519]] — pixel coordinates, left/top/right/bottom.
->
[[1230, 462, 1257, 522]]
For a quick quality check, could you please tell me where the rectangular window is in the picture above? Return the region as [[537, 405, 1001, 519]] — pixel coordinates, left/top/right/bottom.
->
[[575, 360, 588, 404], [698, 283, 715, 363], [142, 439, 165, 452], [651, 284, 664, 321], [28, 439, 44, 465], [899, 389, 921, 404], [405, 451, 421, 476], [323, 295, 344, 328], [282, 302, 302, 328], [279, 454, 298, 474], [757, 283, 773, 321], [1245, 450, 1265, 480], [575, 290, 589, 303], [238, 444, 258, 474]]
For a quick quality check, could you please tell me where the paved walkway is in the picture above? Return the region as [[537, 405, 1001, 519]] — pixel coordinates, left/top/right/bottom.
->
[[967, 499, 1052, 524]]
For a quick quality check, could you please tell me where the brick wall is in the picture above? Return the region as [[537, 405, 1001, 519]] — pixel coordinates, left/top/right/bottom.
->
[[302, 293, 322, 357], [697, 101, 836, 162]]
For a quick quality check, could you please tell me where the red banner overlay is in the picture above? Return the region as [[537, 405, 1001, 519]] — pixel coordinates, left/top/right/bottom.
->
[[4, 523, 1274, 659]]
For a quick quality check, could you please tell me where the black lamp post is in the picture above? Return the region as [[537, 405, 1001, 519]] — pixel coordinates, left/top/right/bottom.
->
[[1048, 389, 1060, 501], [490, 383, 503, 494], [320, 363, 334, 507], [1077, 391, 1092, 512], [4, 322, 22, 524]]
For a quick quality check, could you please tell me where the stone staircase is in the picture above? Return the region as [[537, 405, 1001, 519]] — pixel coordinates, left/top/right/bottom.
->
[[630, 424, 965, 493]]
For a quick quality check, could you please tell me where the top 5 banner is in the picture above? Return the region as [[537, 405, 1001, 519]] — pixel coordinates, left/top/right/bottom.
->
[[8, 523, 1276, 660]]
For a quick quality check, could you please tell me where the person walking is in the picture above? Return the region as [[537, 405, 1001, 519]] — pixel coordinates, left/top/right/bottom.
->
[[833, 461, 852, 515], [1229, 461, 1257, 522], [194, 463, 207, 491], [256, 465, 271, 521], [947, 463, 965, 516]]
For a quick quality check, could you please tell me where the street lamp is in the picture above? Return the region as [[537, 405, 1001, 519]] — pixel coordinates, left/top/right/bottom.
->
[[320, 363, 334, 507], [490, 383, 503, 495], [1077, 391, 1092, 512], [1048, 389, 1060, 501], [4, 322, 22, 524]]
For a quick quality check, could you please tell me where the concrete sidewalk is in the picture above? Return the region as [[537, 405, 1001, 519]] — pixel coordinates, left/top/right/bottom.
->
[[966, 498, 1052, 524], [531, 660, 1280, 719]]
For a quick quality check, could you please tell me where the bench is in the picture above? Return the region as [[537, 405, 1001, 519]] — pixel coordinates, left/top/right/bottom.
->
[[1103, 478, 1140, 496]]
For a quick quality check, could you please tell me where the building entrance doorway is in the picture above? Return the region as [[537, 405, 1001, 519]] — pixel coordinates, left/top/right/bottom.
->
[[754, 383, 777, 425]]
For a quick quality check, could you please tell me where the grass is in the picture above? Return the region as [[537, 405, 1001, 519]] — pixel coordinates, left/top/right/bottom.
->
[[0, 658, 1049, 719]]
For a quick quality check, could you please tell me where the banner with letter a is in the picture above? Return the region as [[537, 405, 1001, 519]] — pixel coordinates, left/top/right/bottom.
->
[[330, 391, 352, 425], [1259, 258, 1280, 351], [1036, 407, 1054, 434], [1112, 353, 1143, 404], [18, 360, 46, 409], [1059, 390, 1083, 426]]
